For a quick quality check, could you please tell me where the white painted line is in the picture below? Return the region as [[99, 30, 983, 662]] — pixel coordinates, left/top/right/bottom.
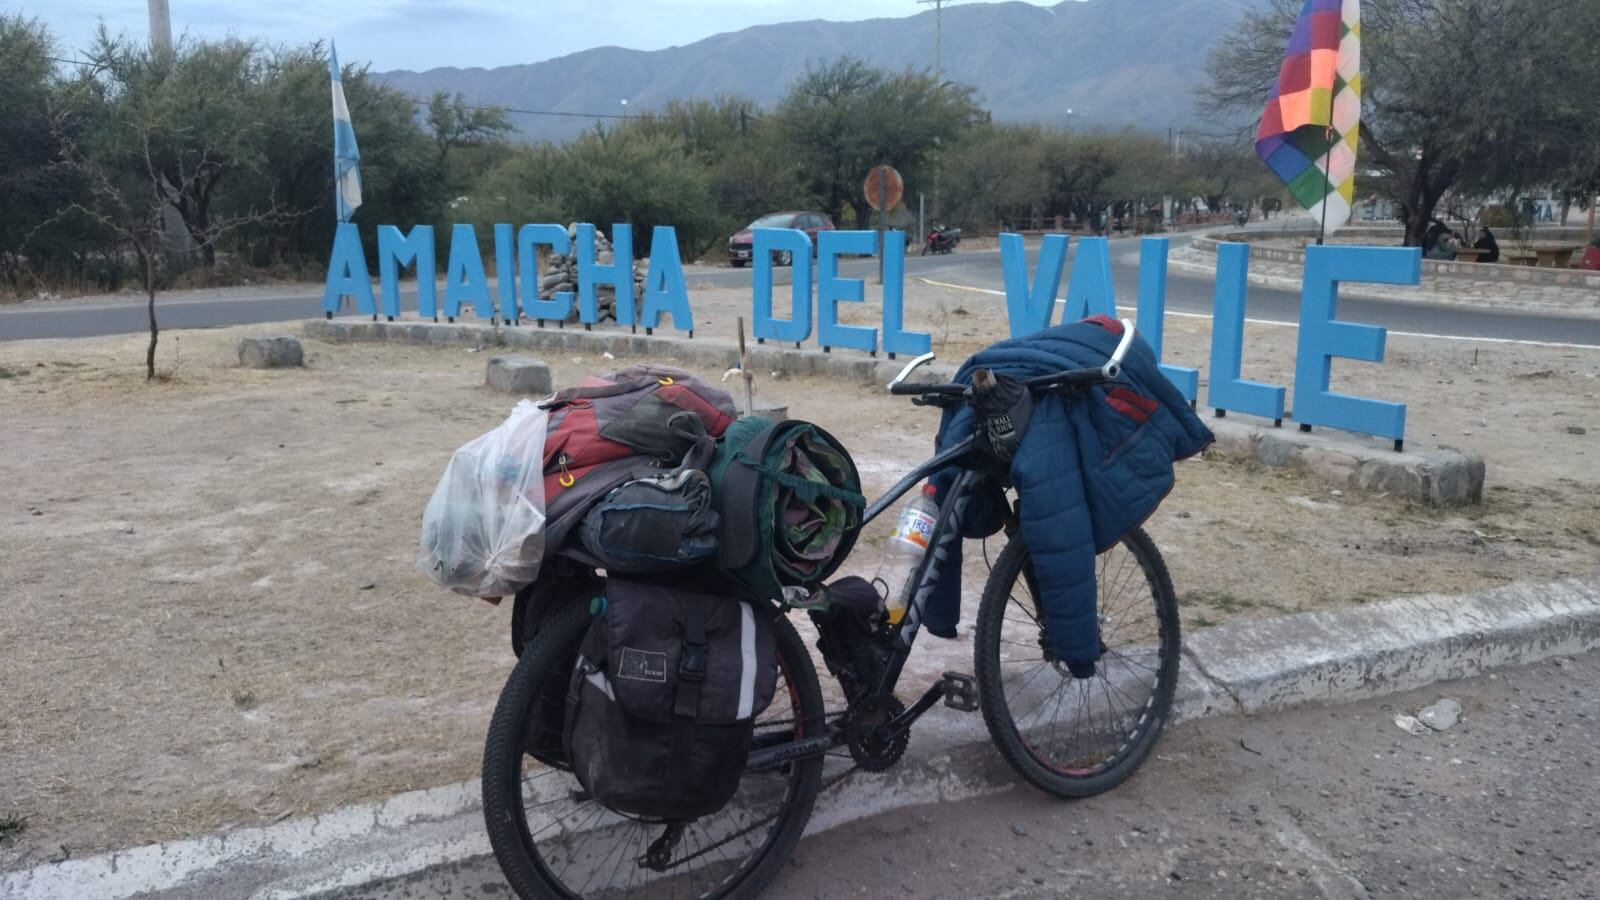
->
[[0, 780, 485, 900], [914, 277, 1600, 350]]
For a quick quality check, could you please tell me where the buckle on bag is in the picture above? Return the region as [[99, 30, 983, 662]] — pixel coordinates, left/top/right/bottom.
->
[[678, 641, 708, 682]]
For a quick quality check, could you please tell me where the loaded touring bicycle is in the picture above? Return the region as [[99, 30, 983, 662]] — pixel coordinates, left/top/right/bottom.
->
[[468, 319, 1191, 898]]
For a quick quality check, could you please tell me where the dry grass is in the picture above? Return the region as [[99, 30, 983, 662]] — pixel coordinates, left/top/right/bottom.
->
[[0, 309, 1596, 867]]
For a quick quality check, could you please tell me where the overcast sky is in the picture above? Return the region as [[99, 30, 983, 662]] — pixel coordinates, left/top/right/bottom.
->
[[34, 0, 1064, 71]]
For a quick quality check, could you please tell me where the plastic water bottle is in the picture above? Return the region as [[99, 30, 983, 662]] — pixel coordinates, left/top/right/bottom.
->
[[874, 484, 939, 624]]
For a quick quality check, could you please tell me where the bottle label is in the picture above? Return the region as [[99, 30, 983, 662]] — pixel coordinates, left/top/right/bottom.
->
[[897, 509, 936, 549]]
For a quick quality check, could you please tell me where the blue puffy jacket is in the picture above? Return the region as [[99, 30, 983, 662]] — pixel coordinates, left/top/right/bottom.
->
[[927, 317, 1213, 671]]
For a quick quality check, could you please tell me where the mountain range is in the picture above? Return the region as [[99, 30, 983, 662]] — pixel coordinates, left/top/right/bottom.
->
[[376, 0, 1255, 143]]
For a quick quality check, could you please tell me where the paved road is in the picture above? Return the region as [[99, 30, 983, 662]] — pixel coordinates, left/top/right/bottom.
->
[[337, 650, 1600, 899], [5, 232, 1598, 346], [894, 238, 1600, 347], [768, 650, 1600, 900]]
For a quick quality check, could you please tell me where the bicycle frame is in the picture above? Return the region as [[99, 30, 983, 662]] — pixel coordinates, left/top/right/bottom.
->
[[745, 433, 991, 771]]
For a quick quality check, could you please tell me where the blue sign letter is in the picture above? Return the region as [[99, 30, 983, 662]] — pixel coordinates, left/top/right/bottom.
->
[[1061, 236, 1117, 322], [443, 224, 493, 320], [816, 230, 878, 353], [323, 222, 374, 315], [881, 231, 931, 357], [576, 224, 634, 326], [1293, 245, 1421, 441], [1207, 243, 1286, 422], [517, 224, 573, 321], [493, 223, 516, 321], [377, 225, 435, 319], [752, 229, 813, 343], [640, 226, 694, 333], [1000, 232, 1066, 337], [1132, 237, 1199, 402]]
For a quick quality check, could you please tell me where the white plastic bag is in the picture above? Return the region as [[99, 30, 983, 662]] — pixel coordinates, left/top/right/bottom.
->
[[417, 399, 549, 599]]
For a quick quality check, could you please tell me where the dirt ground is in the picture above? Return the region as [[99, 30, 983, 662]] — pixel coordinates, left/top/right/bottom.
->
[[0, 300, 1597, 869]]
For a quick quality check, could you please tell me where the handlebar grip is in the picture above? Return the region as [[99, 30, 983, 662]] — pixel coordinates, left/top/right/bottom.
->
[[889, 381, 930, 395]]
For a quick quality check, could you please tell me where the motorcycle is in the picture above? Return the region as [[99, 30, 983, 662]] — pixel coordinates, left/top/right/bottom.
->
[[921, 224, 961, 256]]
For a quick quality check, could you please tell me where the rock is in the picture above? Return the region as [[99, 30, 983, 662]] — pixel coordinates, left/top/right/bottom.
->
[[486, 355, 554, 396], [360, 581, 377, 590], [1286, 495, 1338, 511], [1418, 698, 1462, 731], [1567, 425, 1587, 435], [748, 399, 789, 421], [1011, 824, 1028, 837], [1394, 714, 1430, 736], [237, 334, 304, 369]]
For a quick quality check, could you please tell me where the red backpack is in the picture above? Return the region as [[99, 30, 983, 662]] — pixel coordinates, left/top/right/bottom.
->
[[539, 365, 738, 509]]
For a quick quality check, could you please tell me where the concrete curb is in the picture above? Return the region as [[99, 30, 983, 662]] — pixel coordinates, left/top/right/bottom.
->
[[6, 573, 1597, 899], [301, 318, 957, 385]]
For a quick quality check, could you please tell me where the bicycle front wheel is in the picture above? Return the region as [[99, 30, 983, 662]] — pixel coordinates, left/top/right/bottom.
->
[[482, 598, 826, 899], [974, 526, 1180, 798]]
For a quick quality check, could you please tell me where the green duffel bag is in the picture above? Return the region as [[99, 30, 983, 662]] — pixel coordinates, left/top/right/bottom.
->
[[709, 416, 866, 601]]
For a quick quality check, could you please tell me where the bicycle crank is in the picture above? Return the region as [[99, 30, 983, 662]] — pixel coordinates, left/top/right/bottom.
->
[[845, 694, 909, 771]]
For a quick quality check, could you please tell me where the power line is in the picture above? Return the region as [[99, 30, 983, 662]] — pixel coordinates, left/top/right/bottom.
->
[[407, 98, 641, 120], [43, 54, 642, 121]]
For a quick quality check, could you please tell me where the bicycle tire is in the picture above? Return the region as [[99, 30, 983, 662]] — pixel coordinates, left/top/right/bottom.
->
[[974, 526, 1180, 798], [482, 597, 826, 899]]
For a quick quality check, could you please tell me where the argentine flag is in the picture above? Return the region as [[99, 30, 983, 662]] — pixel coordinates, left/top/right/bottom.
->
[[329, 41, 363, 222]]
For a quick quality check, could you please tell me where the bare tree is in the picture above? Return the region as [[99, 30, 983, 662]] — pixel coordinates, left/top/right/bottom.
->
[[40, 111, 288, 380], [1201, 0, 1588, 246]]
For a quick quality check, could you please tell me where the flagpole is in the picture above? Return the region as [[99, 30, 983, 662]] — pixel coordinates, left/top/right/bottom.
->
[[1317, 127, 1334, 246]]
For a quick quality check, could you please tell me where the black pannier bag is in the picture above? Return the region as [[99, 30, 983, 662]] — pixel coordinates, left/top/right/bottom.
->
[[564, 579, 778, 820]]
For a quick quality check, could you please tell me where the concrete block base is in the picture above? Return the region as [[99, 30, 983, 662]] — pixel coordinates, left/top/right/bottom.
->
[[301, 319, 938, 388], [1209, 414, 1485, 505], [748, 399, 789, 422], [485, 355, 553, 396], [236, 334, 303, 369]]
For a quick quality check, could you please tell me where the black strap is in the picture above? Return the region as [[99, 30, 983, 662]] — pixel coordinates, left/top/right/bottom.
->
[[717, 420, 787, 569], [667, 601, 710, 788], [672, 603, 708, 719], [671, 412, 716, 471]]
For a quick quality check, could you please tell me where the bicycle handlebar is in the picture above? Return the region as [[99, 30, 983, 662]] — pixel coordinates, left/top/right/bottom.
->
[[887, 317, 1138, 401], [888, 380, 965, 396]]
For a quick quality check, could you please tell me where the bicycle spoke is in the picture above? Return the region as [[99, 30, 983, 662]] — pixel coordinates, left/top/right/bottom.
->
[[981, 531, 1177, 794]]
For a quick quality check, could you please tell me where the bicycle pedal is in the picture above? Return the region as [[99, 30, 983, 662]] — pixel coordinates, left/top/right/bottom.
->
[[940, 672, 979, 712]]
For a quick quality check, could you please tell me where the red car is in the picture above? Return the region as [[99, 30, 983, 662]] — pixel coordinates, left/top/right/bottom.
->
[[726, 211, 834, 267]]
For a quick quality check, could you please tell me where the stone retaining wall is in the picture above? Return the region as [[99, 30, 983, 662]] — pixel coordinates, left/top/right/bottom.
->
[[1193, 231, 1600, 291], [1175, 234, 1599, 317]]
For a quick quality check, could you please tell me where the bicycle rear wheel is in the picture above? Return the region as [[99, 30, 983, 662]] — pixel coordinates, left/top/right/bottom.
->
[[482, 598, 825, 899], [974, 526, 1180, 798]]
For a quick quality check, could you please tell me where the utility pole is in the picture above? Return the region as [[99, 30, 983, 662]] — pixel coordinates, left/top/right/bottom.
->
[[148, 0, 173, 56], [917, 0, 948, 82]]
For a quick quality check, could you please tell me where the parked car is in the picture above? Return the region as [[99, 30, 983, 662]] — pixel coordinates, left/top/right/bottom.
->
[[727, 211, 834, 267]]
